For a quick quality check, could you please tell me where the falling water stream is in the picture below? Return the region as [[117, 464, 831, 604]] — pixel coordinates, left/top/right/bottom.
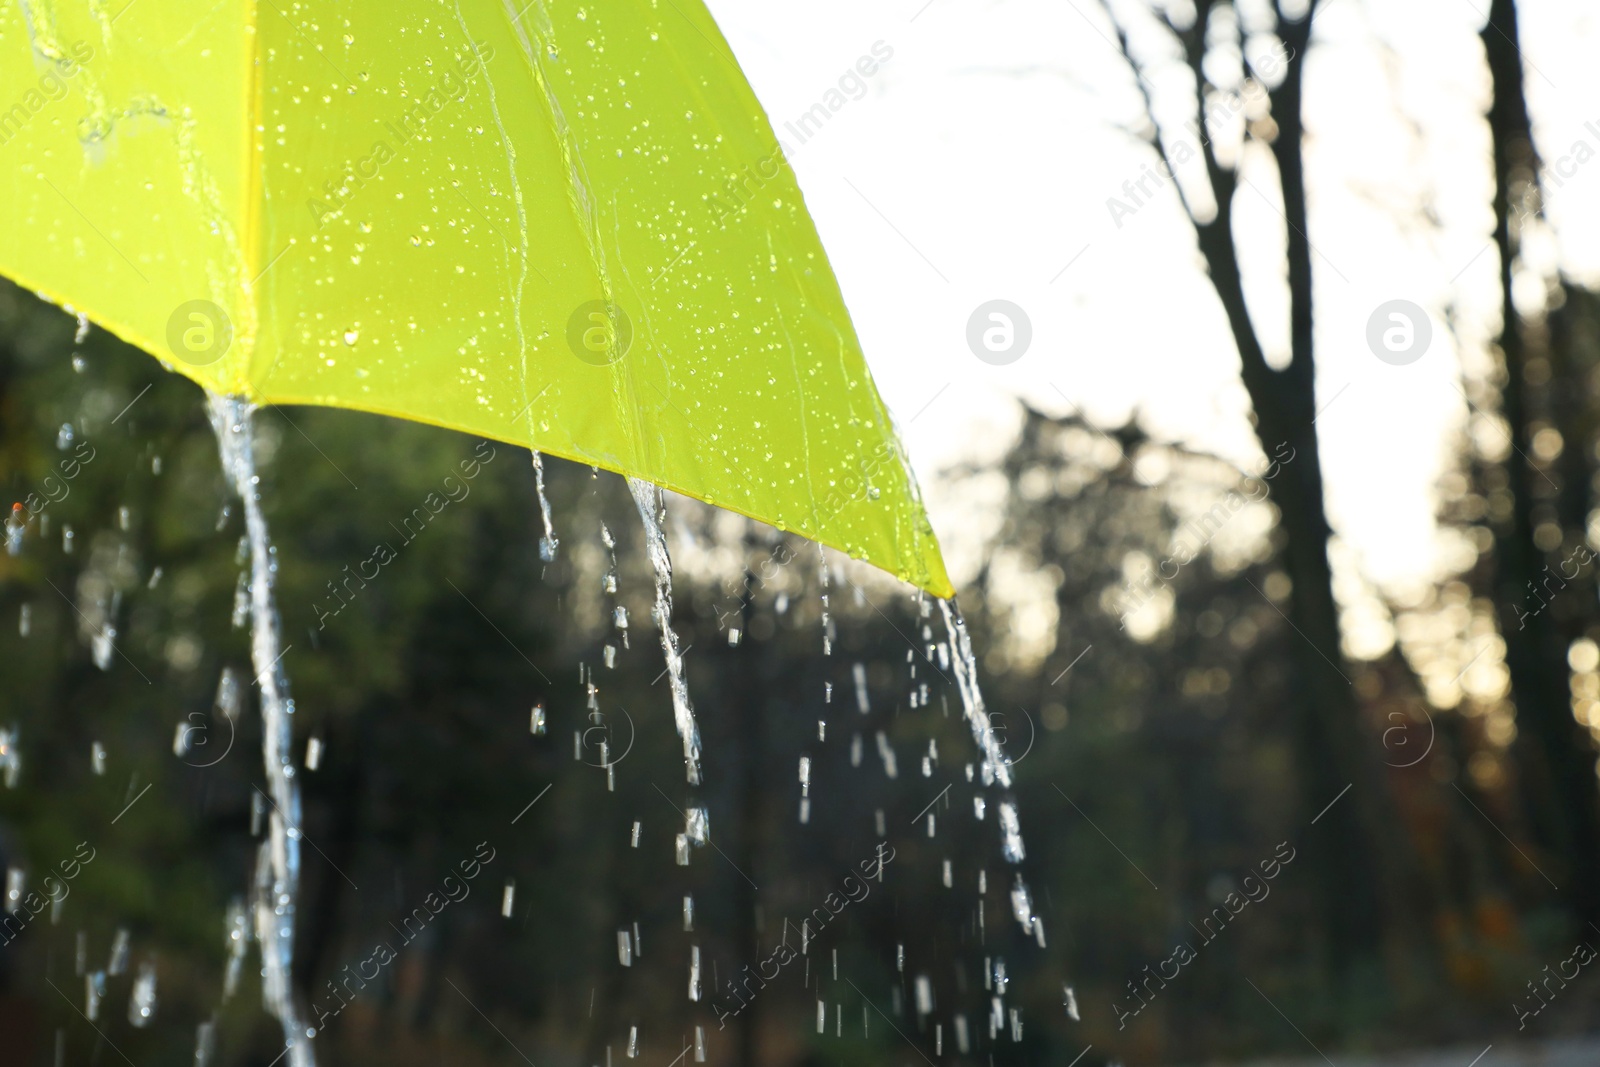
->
[[628, 478, 703, 785], [21, 380, 1035, 1059], [531, 450, 559, 562], [206, 395, 316, 1067], [939, 596, 1044, 963]]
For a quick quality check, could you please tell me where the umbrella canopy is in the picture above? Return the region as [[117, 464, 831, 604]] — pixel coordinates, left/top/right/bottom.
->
[[0, 0, 952, 597]]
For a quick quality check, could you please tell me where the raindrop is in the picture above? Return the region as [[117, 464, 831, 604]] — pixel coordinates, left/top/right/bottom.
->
[[223, 898, 249, 999], [617, 928, 633, 967], [216, 667, 243, 721], [91, 742, 107, 776], [875, 732, 897, 778], [108, 928, 130, 975], [0, 728, 18, 788], [5, 506, 23, 556], [195, 1020, 218, 1066], [304, 737, 323, 771], [999, 802, 1025, 863], [85, 971, 106, 1021], [128, 961, 158, 1027], [231, 572, 249, 628], [342, 329, 359, 346], [684, 806, 708, 845], [18, 604, 31, 637], [630, 821, 641, 848], [502, 880, 516, 918]]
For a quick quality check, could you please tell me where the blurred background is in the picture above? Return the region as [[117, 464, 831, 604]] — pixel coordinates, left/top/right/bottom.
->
[[6, 0, 1600, 1064]]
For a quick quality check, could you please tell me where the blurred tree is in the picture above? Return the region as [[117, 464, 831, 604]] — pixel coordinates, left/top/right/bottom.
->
[[1096, 0, 1418, 974], [1479, 0, 1600, 926]]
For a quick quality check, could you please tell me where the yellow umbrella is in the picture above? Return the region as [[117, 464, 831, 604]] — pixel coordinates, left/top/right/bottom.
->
[[0, 0, 952, 598]]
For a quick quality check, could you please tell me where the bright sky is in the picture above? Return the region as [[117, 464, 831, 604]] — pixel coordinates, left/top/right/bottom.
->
[[704, 0, 1600, 595]]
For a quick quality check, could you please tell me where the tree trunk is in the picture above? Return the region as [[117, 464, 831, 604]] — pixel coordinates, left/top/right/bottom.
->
[[1481, 0, 1600, 924]]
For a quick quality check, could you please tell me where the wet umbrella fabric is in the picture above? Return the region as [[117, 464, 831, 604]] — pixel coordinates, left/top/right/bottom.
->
[[0, 0, 951, 596]]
